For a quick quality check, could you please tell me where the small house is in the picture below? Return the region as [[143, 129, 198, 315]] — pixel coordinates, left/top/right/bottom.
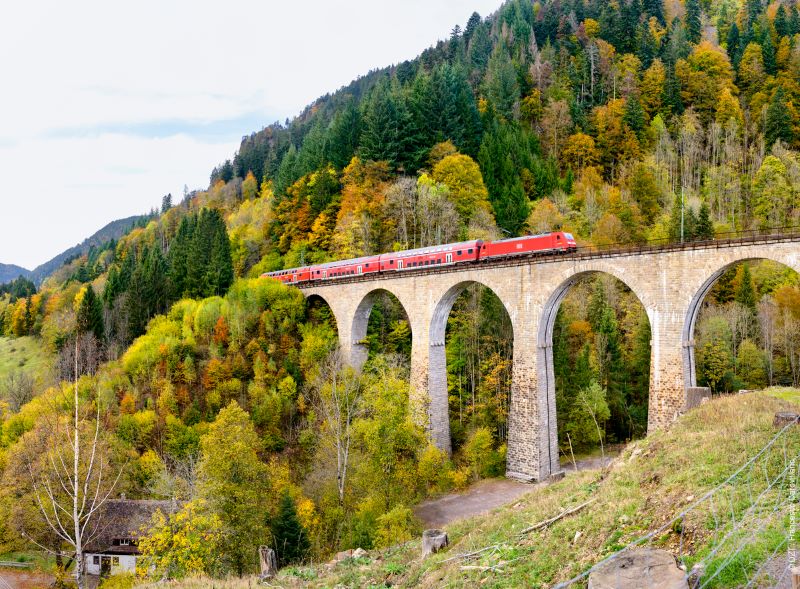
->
[[84, 499, 177, 577]]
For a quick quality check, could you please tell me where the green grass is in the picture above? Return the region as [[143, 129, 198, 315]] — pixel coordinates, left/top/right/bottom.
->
[[763, 386, 800, 406], [0, 336, 53, 385], [134, 392, 800, 589], [0, 550, 56, 572]]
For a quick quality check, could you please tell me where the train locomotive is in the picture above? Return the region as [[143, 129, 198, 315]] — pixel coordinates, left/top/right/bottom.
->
[[262, 231, 577, 285]]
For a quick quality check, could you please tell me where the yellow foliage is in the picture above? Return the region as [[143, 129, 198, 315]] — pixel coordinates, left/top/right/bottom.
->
[[431, 153, 492, 222]]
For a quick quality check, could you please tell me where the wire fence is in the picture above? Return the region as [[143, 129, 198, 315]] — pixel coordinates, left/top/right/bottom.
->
[[553, 421, 800, 589]]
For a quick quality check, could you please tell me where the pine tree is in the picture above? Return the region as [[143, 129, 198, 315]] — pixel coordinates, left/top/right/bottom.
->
[[735, 264, 757, 312], [483, 44, 520, 122], [359, 79, 411, 171], [271, 493, 310, 567], [726, 22, 740, 62], [765, 87, 794, 148], [686, 0, 702, 43], [643, 0, 665, 24], [760, 31, 777, 75], [662, 64, 685, 115], [774, 5, 789, 37], [695, 202, 714, 240], [76, 285, 104, 341], [327, 98, 361, 170], [623, 94, 647, 139], [464, 11, 482, 42], [161, 193, 173, 214]]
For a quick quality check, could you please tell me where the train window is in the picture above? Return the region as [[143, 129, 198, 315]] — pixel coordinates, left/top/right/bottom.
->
[[365, 263, 369, 268], [438, 259, 442, 263], [556, 235, 561, 240], [390, 260, 394, 264], [457, 250, 462, 255], [468, 249, 473, 254]]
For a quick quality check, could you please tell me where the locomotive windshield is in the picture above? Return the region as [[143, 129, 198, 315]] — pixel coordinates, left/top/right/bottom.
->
[[564, 233, 574, 240]]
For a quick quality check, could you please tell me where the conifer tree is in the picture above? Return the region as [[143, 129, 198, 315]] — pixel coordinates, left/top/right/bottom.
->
[[271, 492, 310, 567], [765, 87, 794, 148], [695, 202, 714, 240], [76, 285, 104, 341], [686, 0, 702, 43], [735, 264, 757, 312]]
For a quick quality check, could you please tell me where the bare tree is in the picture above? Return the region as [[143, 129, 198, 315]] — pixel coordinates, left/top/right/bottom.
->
[[22, 336, 125, 589], [311, 350, 362, 505], [1, 370, 35, 412]]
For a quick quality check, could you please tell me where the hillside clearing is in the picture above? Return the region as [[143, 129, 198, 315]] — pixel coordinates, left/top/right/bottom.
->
[[0, 336, 52, 386], [133, 391, 800, 589]]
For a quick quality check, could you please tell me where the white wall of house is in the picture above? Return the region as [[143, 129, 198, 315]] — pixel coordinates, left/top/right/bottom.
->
[[85, 553, 137, 575]]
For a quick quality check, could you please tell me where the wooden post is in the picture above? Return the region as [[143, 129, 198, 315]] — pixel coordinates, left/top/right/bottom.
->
[[259, 546, 277, 580], [791, 566, 800, 589], [422, 529, 448, 557]]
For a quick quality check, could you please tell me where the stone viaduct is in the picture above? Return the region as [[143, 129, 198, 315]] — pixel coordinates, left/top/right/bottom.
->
[[300, 235, 800, 483]]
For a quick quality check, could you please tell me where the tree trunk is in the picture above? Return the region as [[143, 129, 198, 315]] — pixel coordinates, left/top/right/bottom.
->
[[422, 529, 448, 557], [259, 546, 278, 579]]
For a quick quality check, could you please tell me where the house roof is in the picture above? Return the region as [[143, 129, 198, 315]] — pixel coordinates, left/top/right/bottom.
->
[[84, 499, 178, 554]]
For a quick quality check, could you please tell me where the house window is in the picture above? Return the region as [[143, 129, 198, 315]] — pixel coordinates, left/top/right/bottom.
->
[[120, 539, 130, 546], [93, 556, 99, 565]]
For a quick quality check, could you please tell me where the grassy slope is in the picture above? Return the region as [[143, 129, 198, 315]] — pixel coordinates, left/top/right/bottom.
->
[[0, 336, 53, 385], [134, 391, 800, 589]]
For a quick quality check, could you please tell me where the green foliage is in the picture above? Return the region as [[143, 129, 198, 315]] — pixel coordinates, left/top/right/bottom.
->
[[197, 402, 268, 575], [138, 500, 222, 580], [271, 492, 311, 567], [564, 382, 611, 449]]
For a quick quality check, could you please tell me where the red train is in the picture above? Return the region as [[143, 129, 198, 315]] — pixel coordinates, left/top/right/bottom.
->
[[263, 232, 577, 285]]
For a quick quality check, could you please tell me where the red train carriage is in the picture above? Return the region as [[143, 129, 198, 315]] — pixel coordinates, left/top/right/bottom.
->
[[379, 240, 482, 271], [311, 255, 382, 280], [262, 266, 312, 284], [480, 232, 576, 259]]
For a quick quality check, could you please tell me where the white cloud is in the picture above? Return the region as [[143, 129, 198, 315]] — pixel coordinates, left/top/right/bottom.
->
[[0, 0, 501, 270]]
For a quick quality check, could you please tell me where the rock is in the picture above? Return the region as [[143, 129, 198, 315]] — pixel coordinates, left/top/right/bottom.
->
[[352, 548, 368, 559], [773, 412, 799, 428], [588, 549, 688, 589], [421, 529, 449, 557], [332, 549, 354, 563]]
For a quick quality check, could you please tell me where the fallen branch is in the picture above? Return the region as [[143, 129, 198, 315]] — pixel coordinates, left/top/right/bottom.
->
[[518, 497, 597, 536], [439, 544, 499, 564]]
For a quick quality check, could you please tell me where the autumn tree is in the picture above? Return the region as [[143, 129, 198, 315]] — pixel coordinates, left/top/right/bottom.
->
[[138, 500, 222, 580], [197, 401, 268, 575]]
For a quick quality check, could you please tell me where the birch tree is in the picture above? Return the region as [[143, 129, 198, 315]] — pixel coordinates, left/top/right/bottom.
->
[[15, 334, 125, 589], [312, 350, 362, 505]]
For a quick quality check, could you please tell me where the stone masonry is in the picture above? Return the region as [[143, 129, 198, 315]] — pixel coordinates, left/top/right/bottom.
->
[[301, 238, 800, 482]]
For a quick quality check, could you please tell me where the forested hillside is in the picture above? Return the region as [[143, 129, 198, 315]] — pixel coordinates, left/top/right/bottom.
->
[[1, 0, 800, 582]]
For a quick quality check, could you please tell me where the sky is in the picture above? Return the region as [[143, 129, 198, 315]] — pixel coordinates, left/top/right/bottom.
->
[[0, 0, 502, 271]]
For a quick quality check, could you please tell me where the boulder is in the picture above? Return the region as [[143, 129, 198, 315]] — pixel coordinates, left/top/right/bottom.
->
[[588, 549, 688, 589]]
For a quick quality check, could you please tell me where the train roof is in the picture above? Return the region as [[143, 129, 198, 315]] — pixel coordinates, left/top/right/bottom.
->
[[388, 240, 483, 258], [489, 232, 561, 244], [313, 254, 382, 269]]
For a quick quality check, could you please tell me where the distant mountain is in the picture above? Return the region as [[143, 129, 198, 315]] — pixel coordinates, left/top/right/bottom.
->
[[27, 215, 148, 286], [0, 263, 31, 284]]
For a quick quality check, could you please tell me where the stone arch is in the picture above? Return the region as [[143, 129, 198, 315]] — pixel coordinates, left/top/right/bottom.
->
[[350, 287, 413, 371], [682, 254, 800, 389], [428, 279, 516, 455], [536, 268, 653, 476], [305, 293, 338, 331]]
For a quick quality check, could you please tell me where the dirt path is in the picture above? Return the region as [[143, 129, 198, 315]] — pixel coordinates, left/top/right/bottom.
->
[[415, 449, 622, 528], [415, 478, 539, 528], [0, 568, 54, 589]]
